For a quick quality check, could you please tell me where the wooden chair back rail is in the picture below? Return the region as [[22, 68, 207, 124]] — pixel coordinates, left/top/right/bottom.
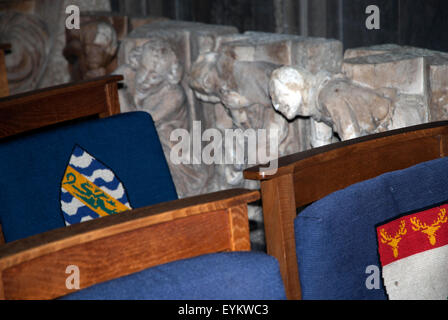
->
[[0, 43, 10, 98], [244, 121, 448, 300], [0, 75, 123, 139], [0, 225, 4, 246], [0, 189, 259, 300]]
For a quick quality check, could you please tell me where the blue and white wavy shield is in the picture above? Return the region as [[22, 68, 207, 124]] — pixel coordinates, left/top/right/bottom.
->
[[60, 145, 132, 226]]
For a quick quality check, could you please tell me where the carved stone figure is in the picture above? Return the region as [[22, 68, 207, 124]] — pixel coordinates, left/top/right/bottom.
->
[[114, 39, 211, 198], [63, 12, 167, 82], [343, 44, 448, 122], [117, 24, 345, 251], [0, 0, 113, 91], [64, 21, 118, 80], [269, 65, 427, 146], [118, 40, 185, 121], [118, 21, 238, 131], [0, 11, 50, 94], [190, 51, 289, 188]]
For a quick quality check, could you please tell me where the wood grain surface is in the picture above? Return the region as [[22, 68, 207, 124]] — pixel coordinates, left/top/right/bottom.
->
[[0, 44, 9, 98], [0, 189, 259, 299], [0, 75, 123, 139]]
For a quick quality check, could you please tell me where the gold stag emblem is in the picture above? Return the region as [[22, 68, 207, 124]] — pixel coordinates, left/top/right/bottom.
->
[[410, 208, 448, 245], [380, 220, 407, 258]]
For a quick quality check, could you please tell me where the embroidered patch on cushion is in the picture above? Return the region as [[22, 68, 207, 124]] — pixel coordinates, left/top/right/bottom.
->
[[376, 204, 448, 300], [60, 145, 132, 226]]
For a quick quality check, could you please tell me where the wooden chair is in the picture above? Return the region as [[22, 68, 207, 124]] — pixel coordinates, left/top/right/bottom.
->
[[0, 43, 10, 98], [0, 76, 281, 300], [244, 122, 448, 299]]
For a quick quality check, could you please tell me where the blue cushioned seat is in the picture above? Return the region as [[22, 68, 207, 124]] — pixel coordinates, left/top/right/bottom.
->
[[61, 252, 286, 300], [295, 157, 448, 299], [0, 111, 178, 243]]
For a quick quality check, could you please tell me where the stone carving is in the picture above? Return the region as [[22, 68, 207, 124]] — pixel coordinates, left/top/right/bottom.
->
[[209, 31, 344, 152], [190, 51, 287, 188], [264, 44, 448, 146], [115, 24, 344, 250], [64, 13, 167, 81], [216, 31, 343, 74], [64, 20, 118, 80], [343, 44, 448, 122], [188, 32, 344, 251], [40, 0, 112, 88], [0, 0, 112, 92], [0, 11, 50, 94], [114, 38, 211, 198], [117, 21, 238, 131], [269, 65, 427, 146], [115, 21, 238, 197], [116, 39, 186, 126], [189, 32, 345, 187], [190, 52, 278, 110], [189, 50, 285, 251]]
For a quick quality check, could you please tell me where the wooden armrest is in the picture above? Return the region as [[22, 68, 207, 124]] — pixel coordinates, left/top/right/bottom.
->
[[0, 75, 123, 139], [244, 121, 448, 300], [0, 188, 259, 300], [0, 43, 10, 98]]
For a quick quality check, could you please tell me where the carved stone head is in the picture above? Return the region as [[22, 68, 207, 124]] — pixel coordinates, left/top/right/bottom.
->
[[269, 66, 317, 120], [129, 39, 183, 104], [81, 21, 117, 75], [189, 52, 236, 104]]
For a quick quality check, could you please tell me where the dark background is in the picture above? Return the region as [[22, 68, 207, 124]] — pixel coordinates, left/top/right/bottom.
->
[[110, 0, 448, 52]]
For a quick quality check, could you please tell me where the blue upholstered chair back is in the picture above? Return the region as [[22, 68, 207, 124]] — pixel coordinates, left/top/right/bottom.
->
[[0, 111, 178, 243], [295, 157, 448, 299]]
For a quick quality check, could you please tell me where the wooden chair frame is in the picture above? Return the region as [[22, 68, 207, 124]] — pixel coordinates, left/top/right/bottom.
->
[[244, 121, 448, 299], [0, 76, 259, 299], [0, 43, 10, 98]]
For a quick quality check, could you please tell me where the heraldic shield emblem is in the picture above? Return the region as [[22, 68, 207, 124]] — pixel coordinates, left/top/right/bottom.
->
[[60, 145, 132, 225], [376, 204, 448, 300]]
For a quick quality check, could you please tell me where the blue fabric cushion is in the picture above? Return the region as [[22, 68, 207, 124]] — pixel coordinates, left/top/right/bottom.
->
[[61, 252, 286, 300], [295, 157, 448, 300], [0, 111, 177, 243]]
